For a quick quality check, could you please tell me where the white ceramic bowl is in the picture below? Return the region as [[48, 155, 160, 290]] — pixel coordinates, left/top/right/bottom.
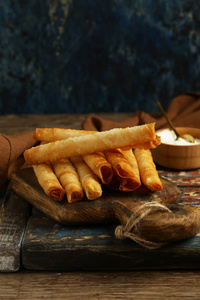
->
[[151, 127, 200, 170]]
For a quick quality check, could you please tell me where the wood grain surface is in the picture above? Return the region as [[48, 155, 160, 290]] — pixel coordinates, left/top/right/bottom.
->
[[21, 211, 200, 271], [1, 270, 200, 299], [0, 187, 31, 272]]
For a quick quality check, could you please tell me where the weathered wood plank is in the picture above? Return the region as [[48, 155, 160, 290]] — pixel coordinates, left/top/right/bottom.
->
[[1, 269, 200, 299], [22, 213, 200, 271], [0, 186, 31, 272], [20, 168, 200, 271]]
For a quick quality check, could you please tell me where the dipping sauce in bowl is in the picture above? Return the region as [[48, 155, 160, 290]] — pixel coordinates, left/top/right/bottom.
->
[[151, 127, 200, 170], [158, 129, 200, 145]]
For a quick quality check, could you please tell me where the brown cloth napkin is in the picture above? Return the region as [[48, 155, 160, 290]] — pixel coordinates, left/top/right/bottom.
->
[[82, 92, 200, 131], [0, 131, 39, 192]]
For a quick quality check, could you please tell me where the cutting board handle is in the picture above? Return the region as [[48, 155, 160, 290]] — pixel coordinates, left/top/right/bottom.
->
[[113, 199, 200, 248]]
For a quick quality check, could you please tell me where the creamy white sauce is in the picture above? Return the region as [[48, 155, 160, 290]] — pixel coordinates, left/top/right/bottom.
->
[[157, 129, 200, 146]]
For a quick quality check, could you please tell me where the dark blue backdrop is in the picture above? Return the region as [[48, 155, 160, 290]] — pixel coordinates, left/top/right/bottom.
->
[[0, 0, 200, 114]]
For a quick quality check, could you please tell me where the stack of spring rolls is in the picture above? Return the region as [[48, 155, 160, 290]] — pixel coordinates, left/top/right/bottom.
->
[[23, 123, 163, 203]]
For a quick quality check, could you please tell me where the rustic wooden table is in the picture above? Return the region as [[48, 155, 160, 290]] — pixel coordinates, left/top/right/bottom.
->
[[1, 113, 200, 300]]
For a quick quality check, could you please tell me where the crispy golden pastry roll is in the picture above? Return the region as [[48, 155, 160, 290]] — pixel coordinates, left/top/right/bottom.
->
[[34, 128, 95, 142], [134, 149, 163, 192], [70, 156, 102, 200], [83, 152, 113, 184], [119, 149, 141, 184], [119, 177, 141, 192], [119, 149, 139, 173], [52, 158, 84, 203], [104, 148, 135, 178], [24, 123, 160, 165], [34, 129, 113, 184], [32, 163, 65, 201], [105, 148, 141, 192]]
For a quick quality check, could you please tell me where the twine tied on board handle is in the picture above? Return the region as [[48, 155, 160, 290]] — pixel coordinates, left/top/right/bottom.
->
[[115, 201, 172, 249], [114, 199, 200, 250]]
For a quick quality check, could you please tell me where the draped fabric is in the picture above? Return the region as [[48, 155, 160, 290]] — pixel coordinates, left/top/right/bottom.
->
[[82, 92, 200, 131]]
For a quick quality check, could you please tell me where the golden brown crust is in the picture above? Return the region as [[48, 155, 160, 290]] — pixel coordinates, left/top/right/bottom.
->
[[134, 149, 163, 192], [70, 156, 102, 200], [118, 149, 141, 191], [32, 163, 65, 201], [24, 123, 160, 165], [105, 149, 135, 178], [119, 177, 141, 192], [105, 148, 141, 192], [33, 128, 96, 142], [52, 158, 84, 203], [83, 152, 113, 184]]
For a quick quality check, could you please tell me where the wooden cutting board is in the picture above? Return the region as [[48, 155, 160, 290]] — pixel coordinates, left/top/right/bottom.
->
[[10, 167, 200, 246], [11, 167, 181, 225]]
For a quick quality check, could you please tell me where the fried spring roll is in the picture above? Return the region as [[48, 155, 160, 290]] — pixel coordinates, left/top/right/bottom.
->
[[24, 123, 160, 165], [134, 149, 163, 192], [107, 172, 140, 192], [83, 152, 113, 184], [32, 163, 65, 201], [52, 158, 84, 203], [105, 148, 141, 191], [70, 156, 102, 200], [34, 128, 95, 142], [105, 149, 135, 178], [33, 128, 113, 185], [119, 148, 141, 184], [119, 177, 141, 192]]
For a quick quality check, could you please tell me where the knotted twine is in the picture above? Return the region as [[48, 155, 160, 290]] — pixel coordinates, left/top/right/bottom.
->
[[115, 201, 172, 249]]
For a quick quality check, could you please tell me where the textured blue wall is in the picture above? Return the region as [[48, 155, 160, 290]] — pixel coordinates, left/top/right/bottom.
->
[[0, 0, 200, 114]]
